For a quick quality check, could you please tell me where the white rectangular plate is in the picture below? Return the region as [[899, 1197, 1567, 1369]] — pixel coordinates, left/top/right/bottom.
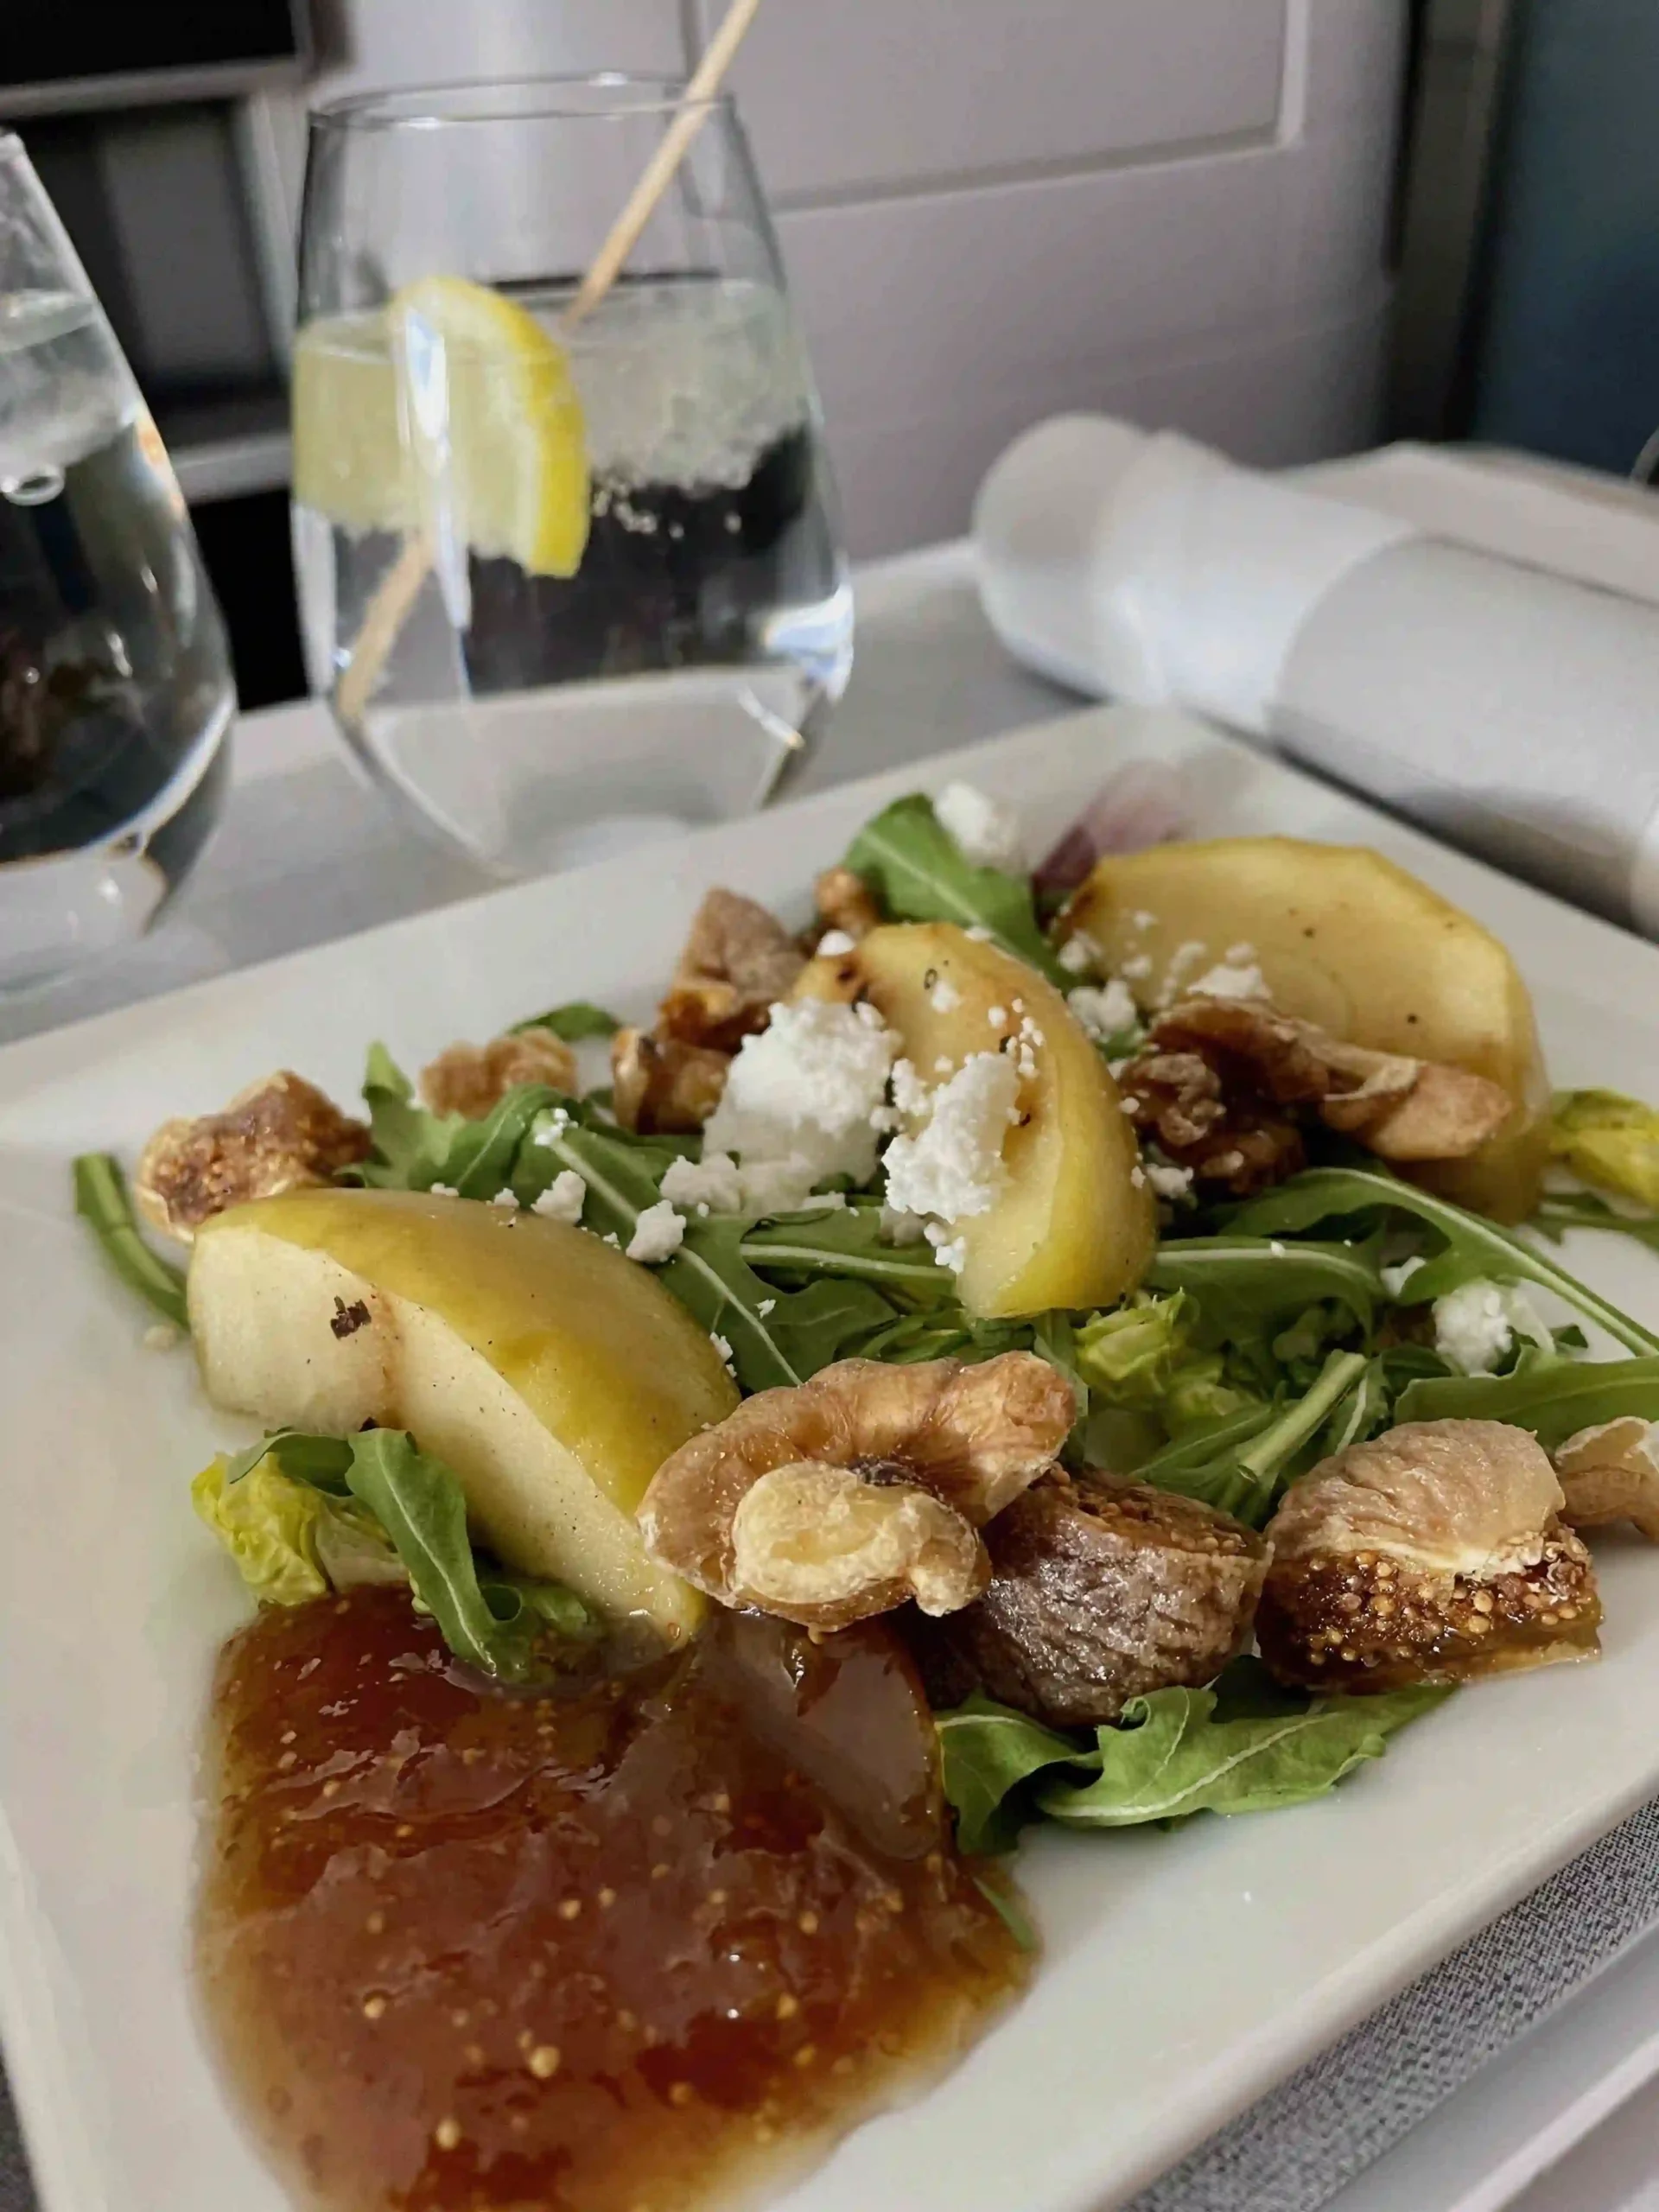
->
[[5, 703, 1659, 2212]]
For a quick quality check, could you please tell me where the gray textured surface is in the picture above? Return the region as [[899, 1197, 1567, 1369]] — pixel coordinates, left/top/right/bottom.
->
[[1128, 1796, 1659, 2212]]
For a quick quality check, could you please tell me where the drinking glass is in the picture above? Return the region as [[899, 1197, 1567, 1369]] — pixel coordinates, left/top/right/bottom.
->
[[0, 133, 234, 993], [292, 78, 853, 876]]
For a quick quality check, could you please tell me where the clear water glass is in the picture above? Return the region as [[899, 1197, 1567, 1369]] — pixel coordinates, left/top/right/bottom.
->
[[292, 77, 853, 877], [0, 132, 234, 994]]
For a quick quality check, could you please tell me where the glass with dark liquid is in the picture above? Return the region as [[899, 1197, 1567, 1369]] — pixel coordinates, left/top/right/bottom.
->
[[292, 82, 852, 875]]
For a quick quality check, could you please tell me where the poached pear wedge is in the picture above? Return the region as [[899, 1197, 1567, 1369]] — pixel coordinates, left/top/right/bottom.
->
[[189, 1188, 737, 1640]]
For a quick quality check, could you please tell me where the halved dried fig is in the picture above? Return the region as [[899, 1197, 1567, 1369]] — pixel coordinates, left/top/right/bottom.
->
[[418, 1028, 576, 1119], [638, 1352, 1074, 1630], [1554, 1418, 1659, 1541], [907, 1472, 1266, 1727], [610, 1027, 730, 1135], [136, 1072, 370, 1242], [1259, 1419, 1601, 1692], [658, 887, 804, 1052]]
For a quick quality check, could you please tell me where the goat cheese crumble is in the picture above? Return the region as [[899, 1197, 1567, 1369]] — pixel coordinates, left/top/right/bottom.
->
[[702, 997, 899, 1208], [815, 928, 856, 957], [532, 1169, 588, 1224], [882, 1051, 1021, 1264], [1433, 1278, 1549, 1375], [1058, 931, 1099, 976], [933, 780, 1025, 872], [626, 1200, 686, 1264], [661, 1150, 746, 1216], [1189, 960, 1269, 1003], [1143, 1159, 1193, 1201], [1066, 978, 1139, 1041]]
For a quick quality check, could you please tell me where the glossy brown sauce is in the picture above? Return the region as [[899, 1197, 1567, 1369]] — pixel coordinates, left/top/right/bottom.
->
[[200, 1592, 1027, 2212]]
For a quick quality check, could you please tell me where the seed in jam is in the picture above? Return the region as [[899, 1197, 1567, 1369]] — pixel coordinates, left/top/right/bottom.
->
[[199, 1590, 1027, 2212]]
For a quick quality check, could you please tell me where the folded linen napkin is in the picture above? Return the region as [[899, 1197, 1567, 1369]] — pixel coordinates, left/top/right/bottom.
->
[[974, 416, 1659, 933]]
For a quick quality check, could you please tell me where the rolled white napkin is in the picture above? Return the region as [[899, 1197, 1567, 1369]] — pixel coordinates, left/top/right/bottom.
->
[[974, 415, 1659, 932]]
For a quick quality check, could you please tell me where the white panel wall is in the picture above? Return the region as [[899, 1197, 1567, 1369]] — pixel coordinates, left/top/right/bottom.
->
[[302, 0, 1408, 556]]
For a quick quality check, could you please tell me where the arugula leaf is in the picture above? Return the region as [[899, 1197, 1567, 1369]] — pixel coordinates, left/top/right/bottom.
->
[[844, 794, 1066, 984], [1137, 1349, 1369, 1525], [737, 1205, 952, 1299], [1038, 1675, 1449, 1827], [511, 1001, 620, 1042], [938, 1658, 1449, 1847], [341, 1429, 566, 1681], [1148, 1235, 1382, 1348], [936, 1695, 1085, 1854], [1229, 1166, 1659, 1357], [72, 1153, 188, 1327], [1534, 1190, 1659, 1257], [1315, 1355, 1393, 1457], [1396, 1351, 1659, 1446], [849, 1306, 1037, 1366], [225, 1427, 355, 1494]]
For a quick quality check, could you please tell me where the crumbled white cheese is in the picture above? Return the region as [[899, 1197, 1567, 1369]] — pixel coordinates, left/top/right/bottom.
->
[[987, 1005, 1007, 1028], [702, 996, 899, 1197], [757, 1299, 777, 1318], [965, 925, 994, 943], [429, 1182, 460, 1198], [661, 1150, 746, 1216], [710, 1332, 735, 1370], [934, 780, 1025, 872], [1121, 952, 1153, 982], [928, 975, 961, 1014], [1432, 1278, 1549, 1375], [882, 1052, 1020, 1225], [1381, 1255, 1426, 1298], [532, 1169, 587, 1224], [531, 1106, 573, 1145], [491, 1187, 520, 1210], [626, 1200, 686, 1264], [880, 1204, 931, 1246], [1144, 1160, 1193, 1200], [1225, 941, 1257, 963], [933, 1056, 955, 1075], [1189, 961, 1269, 1003], [1058, 931, 1099, 976], [1158, 941, 1209, 1004], [1130, 1164, 1147, 1189], [1131, 910, 1155, 931], [928, 1230, 969, 1274], [1067, 979, 1139, 1041]]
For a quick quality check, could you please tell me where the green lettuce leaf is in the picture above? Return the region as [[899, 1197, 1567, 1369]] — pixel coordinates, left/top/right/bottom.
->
[[938, 1659, 1448, 1849], [73, 1153, 188, 1327], [1076, 1292, 1193, 1404], [511, 1001, 620, 1042], [193, 1455, 334, 1605], [1228, 1166, 1659, 1357], [843, 794, 1066, 984], [1549, 1090, 1659, 1207]]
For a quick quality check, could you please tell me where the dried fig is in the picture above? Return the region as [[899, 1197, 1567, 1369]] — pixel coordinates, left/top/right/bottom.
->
[[658, 887, 804, 1052], [908, 1472, 1266, 1726], [136, 1073, 369, 1242], [1259, 1419, 1601, 1692], [1554, 1418, 1659, 1541]]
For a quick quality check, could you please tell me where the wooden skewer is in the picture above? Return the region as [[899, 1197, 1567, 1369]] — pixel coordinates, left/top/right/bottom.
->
[[334, 0, 765, 736]]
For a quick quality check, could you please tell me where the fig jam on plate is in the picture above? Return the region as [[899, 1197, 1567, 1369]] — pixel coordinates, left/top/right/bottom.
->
[[199, 1591, 1026, 2212]]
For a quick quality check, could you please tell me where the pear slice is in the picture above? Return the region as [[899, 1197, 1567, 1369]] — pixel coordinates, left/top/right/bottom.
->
[[801, 922, 1154, 1317], [188, 1188, 738, 1640], [1062, 837, 1551, 1221]]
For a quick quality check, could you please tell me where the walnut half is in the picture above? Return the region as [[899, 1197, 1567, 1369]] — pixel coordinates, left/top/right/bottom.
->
[[611, 1027, 730, 1135], [638, 1352, 1076, 1630], [136, 1072, 370, 1242], [419, 1029, 576, 1119]]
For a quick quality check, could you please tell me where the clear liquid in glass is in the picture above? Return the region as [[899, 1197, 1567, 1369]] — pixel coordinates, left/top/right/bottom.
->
[[0, 289, 233, 990], [292, 277, 852, 874]]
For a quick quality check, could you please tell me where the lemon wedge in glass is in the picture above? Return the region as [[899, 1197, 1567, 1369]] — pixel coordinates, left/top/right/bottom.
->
[[291, 275, 590, 578]]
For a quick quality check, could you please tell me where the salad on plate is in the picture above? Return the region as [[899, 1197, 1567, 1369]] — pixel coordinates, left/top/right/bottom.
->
[[73, 778, 1659, 2212]]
